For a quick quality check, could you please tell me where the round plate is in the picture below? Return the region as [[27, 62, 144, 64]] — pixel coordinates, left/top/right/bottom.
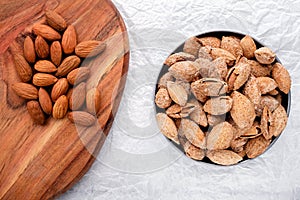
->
[[0, 0, 129, 199]]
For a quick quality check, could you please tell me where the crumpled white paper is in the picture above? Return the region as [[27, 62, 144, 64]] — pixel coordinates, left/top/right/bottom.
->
[[59, 0, 300, 199]]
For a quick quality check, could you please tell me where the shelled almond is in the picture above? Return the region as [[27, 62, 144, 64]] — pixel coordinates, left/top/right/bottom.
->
[[11, 10, 106, 126], [155, 33, 291, 165]]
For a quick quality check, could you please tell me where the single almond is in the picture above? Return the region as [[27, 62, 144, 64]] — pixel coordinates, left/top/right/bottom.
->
[[62, 25, 77, 54], [32, 24, 61, 41], [68, 82, 86, 110], [34, 60, 57, 73], [23, 36, 36, 63], [50, 41, 62, 66], [11, 83, 38, 99], [38, 88, 52, 115], [35, 35, 49, 59], [67, 111, 96, 126], [67, 67, 90, 85], [13, 54, 33, 82], [45, 10, 67, 31], [52, 95, 68, 119], [27, 101, 46, 125], [75, 40, 106, 58], [51, 78, 69, 102], [56, 55, 81, 77], [86, 88, 101, 114], [33, 73, 58, 86]]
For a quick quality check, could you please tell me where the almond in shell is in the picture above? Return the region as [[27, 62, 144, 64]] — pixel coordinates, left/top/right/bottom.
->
[[164, 52, 196, 67], [45, 10, 67, 31], [68, 111, 96, 126], [254, 47, 276, 64], [75, 40, 106, 58], [248, 60, 272, 77], [33, 73, 58, 86], [32, 24, 61, 41], [221, 36, 243, 58], [269, 104, 288, 137], [155, 88, 172, 109], [261, 106, 272, 140], [62, 25, 77, 54], [178, 119, 206, 149], [168, 61, 200, 82], [52, 95, 68, 119], [271, 62, 291, 94], [206, 150, 242, 166], [183, 36, 201, 56], [183, 141, 206, 161], [11, 83, 38, 99], [245, 135, 270, 159], [23, 36, 36, 63], [226, 61, 251, 91], [158, 72, 174, 89], [211, 48, 236, 65], [256, 77, 277, 94], [207, 114, 225, 127], [156, 113, 179, 144], [189, 99, 208, 127], [243, 75, 261, 105], [27, 101, 45, 125], [230, 91, 256, 130], [191, 78, 228, 97], [203, 96, 233, 115], [13, 54, 33, 82], [206, 122, 234, 150], [167, 81, 188, 106], [39, 88, 52, 115], [240, 35, 256, 59], [198, 37, 221, 48]]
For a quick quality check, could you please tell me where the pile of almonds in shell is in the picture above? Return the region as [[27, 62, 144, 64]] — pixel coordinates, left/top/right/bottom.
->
[[12, 10, 105, 126], [155, 34, 291, 165]]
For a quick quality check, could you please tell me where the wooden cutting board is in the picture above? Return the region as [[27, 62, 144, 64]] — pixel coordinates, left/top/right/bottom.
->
[[0, 0, 129, 199]]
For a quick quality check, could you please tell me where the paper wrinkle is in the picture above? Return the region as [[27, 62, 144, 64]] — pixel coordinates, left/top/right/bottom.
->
[[59, 0, 300, 199]]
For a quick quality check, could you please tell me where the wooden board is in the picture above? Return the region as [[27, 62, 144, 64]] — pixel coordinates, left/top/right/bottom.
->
[[0, 0, 129, 199]]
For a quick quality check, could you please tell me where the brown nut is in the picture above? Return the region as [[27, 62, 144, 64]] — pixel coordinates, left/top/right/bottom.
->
[[183, 37, 201, 56], [191, 78, 228, 97], [226, 61, 251, 91], [203, 96, 233, 115], [254, 47, 276, 64], [156, 113, 179, 144], [256, 77, 277, 94], [240, 35, 256, 59], [271, 62, 291, 94], [164, 52, 196, 66], [168, 61, 200, 82], [155, 88, 172, 109], [206, 122, 234, 150], [221, 36, 243, 58], [167, 81, 188, 106], [198, 37, 221, 48]]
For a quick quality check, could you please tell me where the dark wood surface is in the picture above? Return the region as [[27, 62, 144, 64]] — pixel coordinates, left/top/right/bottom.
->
[[0, 0, 129, 199]]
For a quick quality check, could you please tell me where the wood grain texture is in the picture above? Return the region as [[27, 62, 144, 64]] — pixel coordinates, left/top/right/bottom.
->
[[0, 0, 129, 199]]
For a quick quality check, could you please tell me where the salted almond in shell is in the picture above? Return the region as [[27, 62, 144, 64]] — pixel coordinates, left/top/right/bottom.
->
[[189, 99, 208, 127], [211, 48, 236, 65], [256, 77, 277, 94], [206, 122, 234, 150], [33, 73, 58, 87], [13, 54, 33, 82], [271, 62, 291, 94], [203, 96, 233, 115], [261, 106, 272, 140], [38, 88, 52, 115], [156, 113, 179, 144], [207, 150, 242, 166], [231, 137, 248, 153], [245, 135, 270, 159], [198, 37, 221, 48], [226, 61, 251, 91], [62, 25, 77, 54], [51, 78, 69, 102], [56, 55, 81, 77], [27, 101, 45, 125], [191, 78, 228, 97], [32, 24, 61, 41], [164, 52, 196, 66], [255, 95, 280, 116], [254, 47, 276, 64], [167, 81, 188, 106], [183, 141, 205, 161], [158, 72, 174, 89], [168, 61, 200, 82], [34, 60, 57, 73], [198, 46, 212, 61], [183, 37, 201, 56], [68, 111, 96, 126], [11, 83, 38, 100], [178, 119, 206, 149], [35, 36, 49, 59], [52, 95, 68, 119], [240, 35, 256, 59], [269, 104, 288, 137], [221, 36, 243, 58], [207, 114, 225, 127], [155, 88, 172, 109], [230, 91, 256, 130], [243, 75, 261, 105], [248, 60, 272, 77], [50, 41, 62, 66], [75, 40, 106, 58], [23, 36, 36, 63], [166, 104, 181, 118], [45, 10, 67, 31]]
